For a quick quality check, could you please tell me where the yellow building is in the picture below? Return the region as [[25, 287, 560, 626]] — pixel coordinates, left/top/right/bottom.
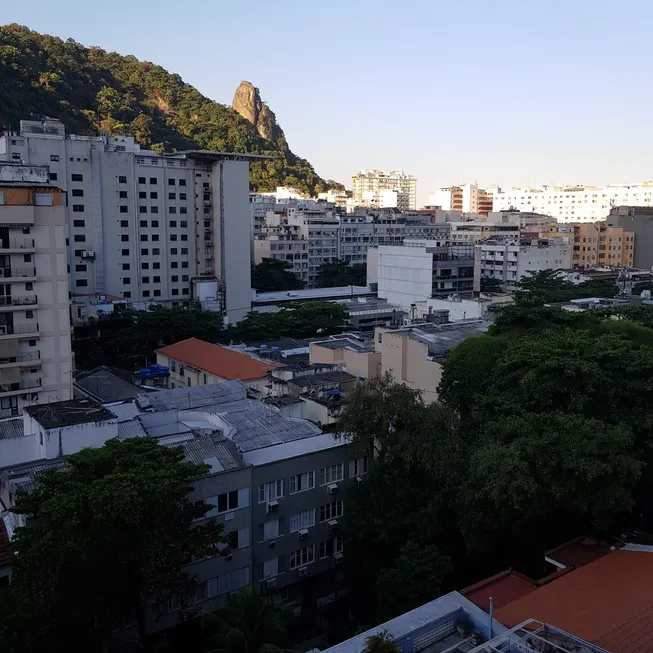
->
[[546, 222, 634, 268]]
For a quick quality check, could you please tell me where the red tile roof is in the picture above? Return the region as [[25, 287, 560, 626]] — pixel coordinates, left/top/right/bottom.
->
[[156, 338, 278, 381], [496, 550, 653, 653], [0, 519, 12, 567], [461, 569, 537, 612], [544, 536, 612, 569]]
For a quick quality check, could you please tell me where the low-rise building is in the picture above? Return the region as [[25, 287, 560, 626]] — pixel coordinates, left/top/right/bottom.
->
[[155, 338, 278, 392]]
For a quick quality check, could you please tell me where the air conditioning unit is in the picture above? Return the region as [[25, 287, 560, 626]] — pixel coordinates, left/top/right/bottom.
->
[[328, 519, 338, 530], [298, 528, 309, 540], [268, 540, 276, 549], [268, 500, 279, 512], [356, 476, 363, 484], [81, 250, 95, 259], [333, 553, 344, 565], [298, 567, 308, 578], [327, 484, 338, 495], [225, 553, 233, 562], [266, 577, 277, 589], [0, 326, 7, 336]]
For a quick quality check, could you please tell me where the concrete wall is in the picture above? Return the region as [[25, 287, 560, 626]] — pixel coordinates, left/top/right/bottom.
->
[[607, 208, 653, 269], [377, 246, 434, 310]]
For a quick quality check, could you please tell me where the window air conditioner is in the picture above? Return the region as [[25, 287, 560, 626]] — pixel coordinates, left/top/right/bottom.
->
[[268, 500, 279, 512], [298, 567, 308, 578], [298, 528, 309, 540], [328, 519, 338, 530], [333, 553, 344, 564], [327, 484, 338, 495], [266, 577, 277, 589]]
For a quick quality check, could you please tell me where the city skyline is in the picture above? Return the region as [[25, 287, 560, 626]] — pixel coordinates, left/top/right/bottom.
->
[[5, 0, 653, 206]]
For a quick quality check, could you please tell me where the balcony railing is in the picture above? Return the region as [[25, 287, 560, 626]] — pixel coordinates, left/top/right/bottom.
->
[[0, 407, 19, 419], [0, 378, 41, 395], [0, 323, 39, 336], [0, 295, 37, 307], [0, 266, 36, 279], [0, 238, 35, 250], [0, 351, 40, 365]]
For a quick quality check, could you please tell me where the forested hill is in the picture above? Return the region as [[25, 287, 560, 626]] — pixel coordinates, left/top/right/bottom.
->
[[0, 24, 342, 195]]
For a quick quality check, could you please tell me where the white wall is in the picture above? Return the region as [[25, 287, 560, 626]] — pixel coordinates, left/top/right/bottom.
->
[[377, 246, 433, 310]]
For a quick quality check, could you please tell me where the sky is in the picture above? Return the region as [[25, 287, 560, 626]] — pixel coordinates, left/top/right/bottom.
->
[[4, 0, 653, 206]]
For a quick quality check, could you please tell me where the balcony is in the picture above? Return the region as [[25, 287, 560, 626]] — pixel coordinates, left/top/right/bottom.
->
[[0, 377, 41, 397], [0, 266, 37, 282], [0, 238, 36, 253], [0, 323, 39, 340], [0, 295, 37, 311], [0, 351, 41, 369]]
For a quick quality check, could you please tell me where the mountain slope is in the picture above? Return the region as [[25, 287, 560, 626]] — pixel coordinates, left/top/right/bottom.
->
[[0, 24, 341, 195]]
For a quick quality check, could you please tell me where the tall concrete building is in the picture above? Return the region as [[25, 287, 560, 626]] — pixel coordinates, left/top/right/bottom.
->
[[0, 163, 72, 416], [430, 183, 494, 215], [1, 119, 260, 322], [493, 182, 653, 223], [352, 170, 416, 211]]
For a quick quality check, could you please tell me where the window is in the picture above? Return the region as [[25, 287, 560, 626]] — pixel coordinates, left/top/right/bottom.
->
[[120, 206, 128, 213], [71, 173, 83, 182], [320, 500, 343, 522], [25, 282, 33, 291], [289, 545, 315, 570], [150, 191, 158, 199], [123, 263, 130, 270], [75, 264, 87, 272], [349, 457, 368, 478], [170, 247, 178, 255], [140, 220, 147, 228], [149, 178, 157, 184], [217, 490, 239, 513], [72, 188, 84, 197], [290, 471, 315, 494], [138, 177, 146, 184], [180, 207, 187, 214], [169, 193, 176, 200], [72, 205, 84, 212], [153, 276, 160, 283], [152, 248, 160, 255], [182, 288, 189, 295], [139, 191, 146, 199], [152, 235, 159, 242], [50, 154, 60, 162], [264, 519, 280, 541], [181, 261, 188, 269], [11, 153, 21, 160], [153, 262, 160, 270], [123, 291, 131, 298], [151, 220, 159, 228], [170, 235, 178, 242], [170, 220, 177, 228], [74, 235, 86, 242], [289, 509, 315, 533], [180, 193, 187, 200], [123, 277, 131, 285], [75, 280, 88, 288], [119, 190, 128, 199], [258, 480, 283, 503], [203, 193, 210, 201], [319, 537, 343, 559], [121, 235, 129, 242], [49, 172, 58, 181], [139, 206, 147, 214], [143, 290, 150, 298], [141, 235, 148, 242], [169, 207, 177, 214], [153, 289, 161, 297], [182, 274, 189, 282], [142, 276, 150, 284], [180, 221, 188, 228], [171, 262, 178, 269], [181, 235, 188, 242], [141, 248, 148, 255], [181, 248, 188, 255], [171, 275, 178, 282], [121, 249, 129, 256], [73, 219, 85, 227], [179, 179, 186, 187], [320, 464, 344, 486], [119, 176, 127, 183], [150, 206, 158, 213], [168, 178, 175, 186]]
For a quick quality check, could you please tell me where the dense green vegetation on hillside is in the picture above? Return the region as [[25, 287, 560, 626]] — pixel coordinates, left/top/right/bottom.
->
[[0, 24, 340, 195]]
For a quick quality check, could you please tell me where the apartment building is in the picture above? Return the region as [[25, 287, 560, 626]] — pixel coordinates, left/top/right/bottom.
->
[[429, 183, 494, 215], [606, 206, 653, 268], [352, 170, 417, 211], [473, 237, 572, 292], [0, 163, 72, 416], [493, 182, 653, 223], [375, 240, 475, 310], [1, 119, 258, 322], [0, 381, 358, 630], [547, 221, 635, 268]]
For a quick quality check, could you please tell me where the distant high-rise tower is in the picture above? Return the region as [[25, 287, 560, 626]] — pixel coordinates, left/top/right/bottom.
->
[[352, 170, 416, 211]]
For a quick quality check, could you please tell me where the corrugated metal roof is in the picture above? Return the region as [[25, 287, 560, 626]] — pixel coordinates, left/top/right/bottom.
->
[[139, 380, 247, 412], [116, 420, 147, 440], [0, 418, 24, 440]]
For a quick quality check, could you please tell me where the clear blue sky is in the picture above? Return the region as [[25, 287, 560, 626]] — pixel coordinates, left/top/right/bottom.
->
[[5, 0, 653, 205]]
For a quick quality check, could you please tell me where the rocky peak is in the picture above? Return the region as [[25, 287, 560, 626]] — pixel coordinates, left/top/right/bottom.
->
[[232, 81, 282, 143]]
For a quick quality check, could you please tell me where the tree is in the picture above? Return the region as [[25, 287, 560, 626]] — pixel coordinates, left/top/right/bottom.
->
[[632, 281, 653, 296], [362, 631, 401, 653], [376, 542, 452, 622], [316, 259, 366, 288], [251, 259, 304, 292], [517, 269, 619, 303], [1, 438, 225, 652], [480, 277, 503, 293], [207, 588, 291, 653]]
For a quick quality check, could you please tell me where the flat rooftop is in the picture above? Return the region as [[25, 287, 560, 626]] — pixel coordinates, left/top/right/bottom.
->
[[311, 334, 375, 354], [24, 398, 116, 429], [253, 286, 374, 304], [75, 366, 145, 403], [400, 321, 489, 358], [136, 380, 248, 412]]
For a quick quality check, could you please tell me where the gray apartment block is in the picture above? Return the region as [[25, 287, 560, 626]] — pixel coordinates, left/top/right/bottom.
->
[[0, 119, 257, 322]]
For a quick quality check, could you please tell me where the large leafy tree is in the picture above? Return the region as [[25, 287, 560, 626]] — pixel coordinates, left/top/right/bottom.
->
[[251, 259, 304, 292], [315, 259, 367, 288], [517, 269, 619, 303], [0, 438, 225, 652]]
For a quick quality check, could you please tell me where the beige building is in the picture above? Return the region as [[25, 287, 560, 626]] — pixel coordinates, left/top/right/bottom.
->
[[0, 163, 73, 416], [429, 183, 494, 215], [546, 222, 635, 268], [352, 170, 417, 211]]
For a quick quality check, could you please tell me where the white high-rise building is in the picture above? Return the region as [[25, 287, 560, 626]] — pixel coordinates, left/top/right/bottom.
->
[[0, 163, 73, 416], [352, 170, 416, 211], [1, 119, 260, 322], [493, 183, 653, 223]]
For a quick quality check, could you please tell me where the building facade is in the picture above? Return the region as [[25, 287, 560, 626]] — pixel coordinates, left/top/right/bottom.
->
[[605, 206, 653, 269], [493, 182, 653, 223], [429, 183, 494, 215], [1, 119, 257, 322], [0, 163, 72, 416], [352, 170, 416, 211]]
